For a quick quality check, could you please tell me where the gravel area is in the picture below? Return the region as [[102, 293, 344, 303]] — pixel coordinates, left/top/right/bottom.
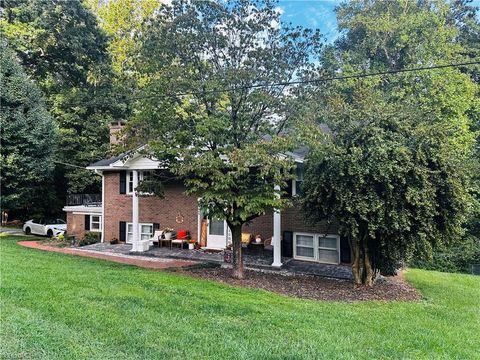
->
[[180, 267, 421, 302]]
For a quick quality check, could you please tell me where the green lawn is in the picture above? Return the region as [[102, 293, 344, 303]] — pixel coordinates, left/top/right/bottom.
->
[[1, 235, 479, 359]]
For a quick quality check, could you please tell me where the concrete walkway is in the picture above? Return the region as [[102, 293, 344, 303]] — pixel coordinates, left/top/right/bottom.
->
[[18, 241, 198, 270]]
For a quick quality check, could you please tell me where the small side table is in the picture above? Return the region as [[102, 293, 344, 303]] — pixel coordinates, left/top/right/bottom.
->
[[158, 238, 172, 249], [248, 241, 264, 255]]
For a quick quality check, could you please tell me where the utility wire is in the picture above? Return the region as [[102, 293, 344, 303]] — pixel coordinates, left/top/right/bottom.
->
[[132, 60, 480, 100], [53, 160, 92, 169]]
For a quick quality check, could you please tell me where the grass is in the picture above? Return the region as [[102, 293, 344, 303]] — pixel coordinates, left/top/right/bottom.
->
[[1, 235, 479, 360]]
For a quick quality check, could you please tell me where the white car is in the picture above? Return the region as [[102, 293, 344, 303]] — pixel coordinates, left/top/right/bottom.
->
[[23, 218, 67, 237]]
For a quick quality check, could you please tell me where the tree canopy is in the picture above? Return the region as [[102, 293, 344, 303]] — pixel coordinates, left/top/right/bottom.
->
[[0, 43, 56, 216], [301, 0, 479, 285], [131, 0, 322, 278], [1, 0, 115, 202]]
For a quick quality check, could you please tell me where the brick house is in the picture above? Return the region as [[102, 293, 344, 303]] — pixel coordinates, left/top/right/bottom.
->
[[64, 147, 351, 267]]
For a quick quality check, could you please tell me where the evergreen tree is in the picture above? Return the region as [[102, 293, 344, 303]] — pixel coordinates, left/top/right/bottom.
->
[[0, 43, 56, 217], [1, 0, 115, 204]]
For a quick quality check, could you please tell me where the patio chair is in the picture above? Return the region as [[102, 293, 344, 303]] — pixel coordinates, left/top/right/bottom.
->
[[149, 230, 164, 247], [171, 230, 189, 249], [241, 233, 253, 248]]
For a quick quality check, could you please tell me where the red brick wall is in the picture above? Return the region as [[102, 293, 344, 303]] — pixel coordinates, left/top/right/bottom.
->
[[103, 172, 199, 242], [103, 171, 337, 242], [243, 206, 336, 239], [66, 212, 86, 239]]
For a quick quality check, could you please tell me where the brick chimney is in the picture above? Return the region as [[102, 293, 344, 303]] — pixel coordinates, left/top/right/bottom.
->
[[109, 121, 125, 145]]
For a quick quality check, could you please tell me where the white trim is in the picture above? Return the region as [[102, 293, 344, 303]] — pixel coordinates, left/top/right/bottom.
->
[[90, 215, 102, 232], [101, 173, 105, 242], [293, 232, 316, 261], [87, 144, 304, 171], [206, 217, 228, 249], [293, 232, 340, 265], [127, 170, 153, 195], [197, 204, 201, 244], [272, 185, 282, 267], [126, 222, 154, 244], [292, 165, 304, 197], [131, 170, 140, 250], [63, 205, 102, 214]]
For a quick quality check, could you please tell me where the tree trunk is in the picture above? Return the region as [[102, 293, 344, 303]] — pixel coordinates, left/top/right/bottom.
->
[[363, 241, 374, 287], [229, 223, 244, 279], [350, 237, 362, 287]]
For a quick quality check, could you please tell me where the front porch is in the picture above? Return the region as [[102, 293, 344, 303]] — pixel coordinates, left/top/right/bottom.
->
[[82, 242, 353, 279]]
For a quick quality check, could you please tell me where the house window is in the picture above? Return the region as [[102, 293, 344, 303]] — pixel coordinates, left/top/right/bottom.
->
[[126, 223, 154, 243], [127, 171, 153, 194], [318, 236, 339, 263], [292, 165, 304, 196], [295, 234, 315, 259], [128, 172, 134, 194], [90, 215, 102, 232], [293, 233, 340, 264]]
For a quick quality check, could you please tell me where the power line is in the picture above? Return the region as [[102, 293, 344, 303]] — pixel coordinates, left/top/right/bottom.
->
[[131, 60, 479, 100], [53, 160, 92, 170]]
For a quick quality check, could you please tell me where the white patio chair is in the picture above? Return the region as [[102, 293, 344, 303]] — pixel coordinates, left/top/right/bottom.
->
[[148, 230, 163, 246]]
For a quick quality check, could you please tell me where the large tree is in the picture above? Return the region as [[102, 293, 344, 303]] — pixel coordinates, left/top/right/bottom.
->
[[132, 0, 322, 278], [302, 86, 475, 286], [1, 0, 115, 205], [301, 0, 478, 285], [0, 43, 56, 217], [85, 0, 161, 130]]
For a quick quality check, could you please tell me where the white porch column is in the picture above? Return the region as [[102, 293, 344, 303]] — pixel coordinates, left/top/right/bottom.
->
[[101, 172, 105, 243], [272, 185, 282, 268], [131, 170, 140, 251]]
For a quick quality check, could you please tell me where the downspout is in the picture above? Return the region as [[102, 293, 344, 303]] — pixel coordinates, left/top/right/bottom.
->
[[94, 169, 105, 243]]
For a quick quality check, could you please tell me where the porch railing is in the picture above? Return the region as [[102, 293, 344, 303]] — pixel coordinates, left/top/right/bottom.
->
[[66, 194, 102, 207]]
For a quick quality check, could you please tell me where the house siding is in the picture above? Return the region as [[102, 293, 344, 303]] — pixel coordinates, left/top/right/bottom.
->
[[103, 171, 335, 243], [103, 172, 199, 242], [243, 206, 337, 238], [99, 171, 349, 262], [66, 212, 86, 239]]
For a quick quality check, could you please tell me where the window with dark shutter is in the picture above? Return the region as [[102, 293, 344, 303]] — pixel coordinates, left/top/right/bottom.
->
[[119, 171, 127, 194], [119, 221, 126, 241], [84, 215, 90, 230], [153, 223, 160, 231]]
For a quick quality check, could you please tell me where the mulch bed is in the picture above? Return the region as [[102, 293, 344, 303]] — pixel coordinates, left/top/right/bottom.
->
[[180, 267, 421, 302]]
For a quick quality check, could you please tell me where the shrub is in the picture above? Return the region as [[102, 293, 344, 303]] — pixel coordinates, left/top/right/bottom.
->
[[409, 237, 480, 274], [79, 232, 100, 247]]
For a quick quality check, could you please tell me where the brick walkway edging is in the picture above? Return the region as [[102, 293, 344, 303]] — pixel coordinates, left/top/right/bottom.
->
[[17, 241, 198, 270]]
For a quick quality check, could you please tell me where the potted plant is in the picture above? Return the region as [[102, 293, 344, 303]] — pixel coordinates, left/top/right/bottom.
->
[[162, 227, 174, 240], [188, 240, 196, 250]]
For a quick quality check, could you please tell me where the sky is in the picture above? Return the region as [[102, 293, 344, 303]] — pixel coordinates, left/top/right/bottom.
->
[[278, 0, 339, 42], [277, 0, 480, 43]]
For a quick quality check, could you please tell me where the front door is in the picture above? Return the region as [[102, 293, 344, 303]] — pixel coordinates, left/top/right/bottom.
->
[[207, 218, 227, 249]]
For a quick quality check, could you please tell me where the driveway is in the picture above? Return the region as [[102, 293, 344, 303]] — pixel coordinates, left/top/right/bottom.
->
[[0, 227, 25, 236]]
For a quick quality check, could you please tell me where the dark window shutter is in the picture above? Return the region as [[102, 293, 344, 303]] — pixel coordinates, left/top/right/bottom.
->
[[84, 215, 90, 230], [153, 223, 160, 231], [119, 221, 126, 241], [340, 236, 352, 263], [286, 180, 293, 198], [282, 231, 293, 258], [119, 171, 127, 194]]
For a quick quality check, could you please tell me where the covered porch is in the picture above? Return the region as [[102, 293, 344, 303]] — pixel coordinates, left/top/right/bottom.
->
[[127, 169, 285, 267]]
